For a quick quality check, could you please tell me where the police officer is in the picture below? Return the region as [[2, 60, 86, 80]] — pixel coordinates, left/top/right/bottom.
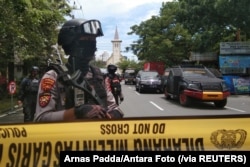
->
[[18, 66, 40, 122], [105, 64, 124, 105], [34, 18, 123, 122]]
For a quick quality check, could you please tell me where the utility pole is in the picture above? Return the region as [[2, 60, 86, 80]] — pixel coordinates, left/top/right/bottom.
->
[[67, 0, 84, 19]]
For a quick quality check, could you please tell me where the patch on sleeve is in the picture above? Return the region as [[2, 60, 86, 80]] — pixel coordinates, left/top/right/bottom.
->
[[41, 78, 55, 91], [39, 93, 51, 108]]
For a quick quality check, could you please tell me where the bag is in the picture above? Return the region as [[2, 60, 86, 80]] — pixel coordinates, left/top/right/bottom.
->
[[110, 76, 121, 95]]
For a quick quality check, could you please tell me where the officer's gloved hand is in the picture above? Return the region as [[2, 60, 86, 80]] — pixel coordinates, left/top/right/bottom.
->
[[108, 109, 123, 119], [74, 105, 106, 119]]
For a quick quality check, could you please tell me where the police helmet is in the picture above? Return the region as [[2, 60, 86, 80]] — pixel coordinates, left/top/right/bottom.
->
[[30, 66, 39, 73], [107, 64, 117, 73], [58, 19, 104, 47]]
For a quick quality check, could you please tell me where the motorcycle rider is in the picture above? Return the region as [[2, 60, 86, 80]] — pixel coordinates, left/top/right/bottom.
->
[[105, 64, 124, 105], [18, 66, 40, 122], [34, 18, 123, 122]]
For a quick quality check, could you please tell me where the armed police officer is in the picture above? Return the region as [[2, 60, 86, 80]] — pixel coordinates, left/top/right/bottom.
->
[[105, 64, 124, 105], [18, 66, 40, 122], [34, 18, 124, 122]]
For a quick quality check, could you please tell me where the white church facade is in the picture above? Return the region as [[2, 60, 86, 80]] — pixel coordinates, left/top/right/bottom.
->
[[106, 26, 124, 72]]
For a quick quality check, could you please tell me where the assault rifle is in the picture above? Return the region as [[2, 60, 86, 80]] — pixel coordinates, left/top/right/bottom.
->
[[48, 45, 108, 112]]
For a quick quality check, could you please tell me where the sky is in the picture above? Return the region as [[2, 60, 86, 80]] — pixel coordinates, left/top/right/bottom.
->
[[67, 0, 170, 61]]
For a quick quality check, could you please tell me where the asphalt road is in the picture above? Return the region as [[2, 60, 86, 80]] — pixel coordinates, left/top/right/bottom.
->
[[0, 81, 249, 124], [119, 82, 250, 117]]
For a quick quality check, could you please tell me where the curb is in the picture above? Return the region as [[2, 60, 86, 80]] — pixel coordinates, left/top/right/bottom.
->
[[0, 106, 23, 114]]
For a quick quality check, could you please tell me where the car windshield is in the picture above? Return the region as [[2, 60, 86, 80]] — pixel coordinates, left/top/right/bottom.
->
[[141, 72, 158, 79], [124, 73, 135, 77], [182, 69, 213, 77]]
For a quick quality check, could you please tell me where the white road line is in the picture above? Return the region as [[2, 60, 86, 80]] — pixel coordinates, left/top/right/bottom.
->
[[150, 101, 164, 111], [225, 106, 246, 113], [135, 92, 140, 95], [0, 114, 8, 118]]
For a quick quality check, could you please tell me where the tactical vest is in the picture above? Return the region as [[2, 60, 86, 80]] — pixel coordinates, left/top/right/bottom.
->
[[25, 78, 39, 94], [47, 64, 107, 109]]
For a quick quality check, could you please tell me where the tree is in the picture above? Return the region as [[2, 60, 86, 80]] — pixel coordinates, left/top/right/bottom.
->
[[127, 0, 250, 66], [116, 59, 143, 73], [177, 0, 250, 52], [128, 1, 192, 67], [0, 0, 71, 74]]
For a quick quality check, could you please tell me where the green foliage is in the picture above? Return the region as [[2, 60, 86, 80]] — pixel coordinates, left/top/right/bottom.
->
[[128, 1, 192, 66], [0, 0, 71, 69], [127, 0, 250, 66], [116, 59, 143, 73]]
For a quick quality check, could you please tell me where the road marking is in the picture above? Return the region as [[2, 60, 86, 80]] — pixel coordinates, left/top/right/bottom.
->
[[0, 109, 21, 118], [135, 92, 140, 95], [150, 101, 164, 111], [0, 114, 8, 118], [225, 106, 246, 113]]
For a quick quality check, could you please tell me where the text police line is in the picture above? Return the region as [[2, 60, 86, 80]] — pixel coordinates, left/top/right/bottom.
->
[[1, 138, 204, 167]]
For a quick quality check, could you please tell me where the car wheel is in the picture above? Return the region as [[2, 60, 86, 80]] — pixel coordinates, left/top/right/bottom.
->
[[179, 91, 190, 106], [164, 87, 170, 100], [135, 84, 138, 91], [138, 85, 143, 93], [214, 99, 227, 108]]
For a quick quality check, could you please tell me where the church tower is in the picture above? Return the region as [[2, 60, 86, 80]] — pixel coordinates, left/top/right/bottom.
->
[[106, 26, 123, 66]]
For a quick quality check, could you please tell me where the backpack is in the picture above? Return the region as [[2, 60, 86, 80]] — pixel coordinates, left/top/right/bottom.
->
[[110, 75, 121, 95]]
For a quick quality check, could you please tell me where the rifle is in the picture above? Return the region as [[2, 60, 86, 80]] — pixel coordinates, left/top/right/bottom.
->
[[48, 45, 109, 116]]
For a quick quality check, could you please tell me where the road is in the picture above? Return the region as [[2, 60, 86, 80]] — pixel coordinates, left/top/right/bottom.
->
[[0, 81, 249, 124], [119, 82, 250, 117]]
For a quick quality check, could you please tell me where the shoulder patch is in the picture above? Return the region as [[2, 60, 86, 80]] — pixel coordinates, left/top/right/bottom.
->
[[41, 78, 55, 91], [39, 92, 51, 108]]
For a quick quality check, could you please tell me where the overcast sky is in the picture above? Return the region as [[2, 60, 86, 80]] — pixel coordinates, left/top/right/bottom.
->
[[68, 0, 169, 61]]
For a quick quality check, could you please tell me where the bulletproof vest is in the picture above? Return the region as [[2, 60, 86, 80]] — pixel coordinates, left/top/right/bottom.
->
[[65, 66, 107, 108], [25, 78, 39, 94], [48, 64, 107, 109]]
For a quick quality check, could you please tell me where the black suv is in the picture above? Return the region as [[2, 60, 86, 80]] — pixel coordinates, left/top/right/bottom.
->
[[135, 70, 162, 93], [124, 69, 136, 85], [164, 65, 230, 108]]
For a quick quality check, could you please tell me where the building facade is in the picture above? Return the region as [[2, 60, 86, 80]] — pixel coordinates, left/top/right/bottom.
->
[[106, 26, 123, 73]]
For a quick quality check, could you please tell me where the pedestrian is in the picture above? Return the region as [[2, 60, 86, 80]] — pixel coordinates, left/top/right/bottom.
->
[[18, 66, 40, 122], [34, 18, 123, 122], [105, 64, 124, 105]]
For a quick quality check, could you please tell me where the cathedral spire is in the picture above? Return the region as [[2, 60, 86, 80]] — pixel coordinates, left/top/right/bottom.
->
[[114, 26, 119, 40]]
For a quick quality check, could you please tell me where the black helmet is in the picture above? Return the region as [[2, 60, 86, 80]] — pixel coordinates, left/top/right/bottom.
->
[[58, 19, 104, 47], [30, 66, 39, 73], [107, 64, 117, 73]]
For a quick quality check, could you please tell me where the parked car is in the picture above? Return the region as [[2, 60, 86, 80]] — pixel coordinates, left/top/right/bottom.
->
[[135, 70, 162, 93], [164, 65, 230, 108], [160, 68, 170, 92], [124, 69, 136, 85]]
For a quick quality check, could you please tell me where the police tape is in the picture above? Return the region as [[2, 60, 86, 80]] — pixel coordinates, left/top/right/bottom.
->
[[0, 116, 249, 166]]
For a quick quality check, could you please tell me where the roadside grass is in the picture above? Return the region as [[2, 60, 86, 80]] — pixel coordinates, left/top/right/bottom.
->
[[0, 96, 18, 114]]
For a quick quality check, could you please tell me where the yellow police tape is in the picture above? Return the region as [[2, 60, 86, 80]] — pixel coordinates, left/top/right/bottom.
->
[[0, 116, 249, 166]]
